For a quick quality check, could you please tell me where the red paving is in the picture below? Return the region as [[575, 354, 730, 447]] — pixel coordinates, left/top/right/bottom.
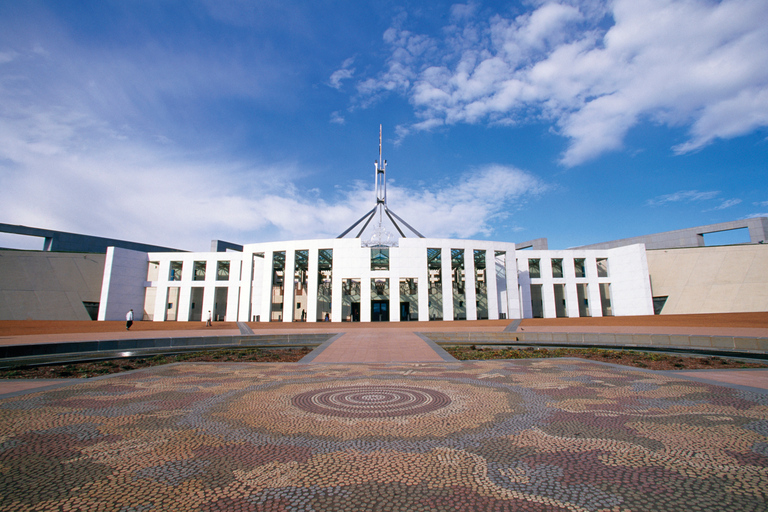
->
[[2, 315, 768, 393], [675, 369, 768, 389], [310, 329, 446, 363]]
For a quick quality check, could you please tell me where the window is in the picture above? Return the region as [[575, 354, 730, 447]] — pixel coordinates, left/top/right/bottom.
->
[[169, 261, 183, 281], [596, 258, 609, 278], [574, 258, 586, 278], [317, 249, 333, 321], [530, 284, 543, 318], [193, 261, 206, 281], [271, 251, 286, 321], [599, 283, 612, 316], [371, 248, 389, 270], [528, 258, 540, 278], [452, 249, 465, 320], [474, 250, 488, 320], [576, 283, 590, 317], [551, 258, 563, 278], [427, 248, 443, 321], [217, 261, 230, 281], [554, 284, 567, 317]]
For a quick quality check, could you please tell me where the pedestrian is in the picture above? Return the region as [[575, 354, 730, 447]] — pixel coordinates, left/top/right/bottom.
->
[[206, 311, 212, 327], [126, 309, 134, 330], [324, 312, 329, 322]]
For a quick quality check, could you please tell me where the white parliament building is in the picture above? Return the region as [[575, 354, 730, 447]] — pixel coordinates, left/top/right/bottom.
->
[[96, 130, 657, 324], [6, 130, 762, 323]]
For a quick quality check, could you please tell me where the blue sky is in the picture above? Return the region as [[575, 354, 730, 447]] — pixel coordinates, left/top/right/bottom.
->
[[1, 0, 766, 251]]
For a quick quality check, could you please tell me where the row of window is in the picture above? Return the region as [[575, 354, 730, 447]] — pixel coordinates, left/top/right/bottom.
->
[[527, 257, 608, 279], [148, 260, 232, 282]]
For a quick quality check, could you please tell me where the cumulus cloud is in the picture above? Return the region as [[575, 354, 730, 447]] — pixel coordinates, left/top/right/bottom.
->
[[351, 0, 768, 165]]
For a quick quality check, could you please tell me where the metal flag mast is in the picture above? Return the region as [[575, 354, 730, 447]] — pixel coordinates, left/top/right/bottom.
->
[[337, 125, 424, 244]]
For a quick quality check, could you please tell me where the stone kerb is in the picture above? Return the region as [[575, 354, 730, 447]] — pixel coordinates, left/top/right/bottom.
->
[[423, 331, 768, 356]]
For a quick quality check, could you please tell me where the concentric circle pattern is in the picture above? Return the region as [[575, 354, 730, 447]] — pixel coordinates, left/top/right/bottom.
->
[[292, 385, 451, 418]]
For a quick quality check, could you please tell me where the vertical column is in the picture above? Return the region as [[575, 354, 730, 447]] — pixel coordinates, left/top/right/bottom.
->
[[585, 256, 604, 317], [418, 255, 430, 321], [226, 258, 241, 321], [361, 277, 372, 322], [259, 250, 273, 322], [331, 266, 342, 322], [506, 254, 522, 319], [307, 247, 319, 323], [487, 250, 499, 320], [153, 260, 171, 322], [465, 247, 477, 321], [389, 265, 400, 322], [237, 254, 252, 321], [283, 249, 296, 322], [441, 247, 453, 321], [176, 261, 191, 321]]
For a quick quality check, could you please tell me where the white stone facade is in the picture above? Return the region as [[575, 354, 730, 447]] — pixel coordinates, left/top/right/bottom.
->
[[97, 238, 654, 322]]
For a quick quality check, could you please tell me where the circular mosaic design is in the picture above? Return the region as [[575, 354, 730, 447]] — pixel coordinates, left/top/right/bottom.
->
[[292, 385, 451, 418]]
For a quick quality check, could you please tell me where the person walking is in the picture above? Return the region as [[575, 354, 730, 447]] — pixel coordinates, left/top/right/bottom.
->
[[126, 309, 134, 330], [206, 311, 212, 327]]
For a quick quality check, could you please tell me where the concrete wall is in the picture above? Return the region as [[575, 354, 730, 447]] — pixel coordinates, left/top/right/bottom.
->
[[0, 250, 105, 320], [575, 217, 768, 250], [647, 244, 768, 314], [98, 247, 150, 321], [0, 223, 184, 253]]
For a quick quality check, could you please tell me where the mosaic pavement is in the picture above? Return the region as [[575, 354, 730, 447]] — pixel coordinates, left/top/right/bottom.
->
[[1, 359, 767, 511]]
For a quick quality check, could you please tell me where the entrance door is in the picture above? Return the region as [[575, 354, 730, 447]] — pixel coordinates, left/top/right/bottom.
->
[[371, 300, 389, 322], [400, 302, 410, 321]]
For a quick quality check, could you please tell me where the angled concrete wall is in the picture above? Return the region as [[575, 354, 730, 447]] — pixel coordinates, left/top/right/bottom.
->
[[0, 250, 105, 320], [647, 244, 768, 314], [98, 248, 150, 321], [575, 217, 768, 250]]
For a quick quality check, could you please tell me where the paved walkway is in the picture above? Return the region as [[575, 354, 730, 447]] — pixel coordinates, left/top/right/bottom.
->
[[307, 329, 448, 363]]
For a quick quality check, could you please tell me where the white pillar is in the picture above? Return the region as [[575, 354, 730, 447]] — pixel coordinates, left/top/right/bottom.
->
[[283, 249, 296, 322], [506, 254, 522, 319], [465, 247, 477, 321], [441, 247, 453, 321], [307, 247, 319, 323], [487, 249, 499, 320]]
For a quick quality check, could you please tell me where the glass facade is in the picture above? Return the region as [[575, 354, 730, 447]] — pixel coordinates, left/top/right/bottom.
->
[[317, 249, 333, 321], [271, 251, 286, 321], [427, 248, 443, 320], [452, 249, 465, 320], [474, 250, 488, 320]]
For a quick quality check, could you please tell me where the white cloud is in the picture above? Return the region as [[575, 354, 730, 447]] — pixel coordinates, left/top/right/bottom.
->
[[646, 190, 720, 207], [714, 198, 742, 210], [329, 58, 355, 90], [330, 111, 345, 124], [381, 164, 547, 238], [0, 90, 547, 248], [353, 0, 768, 165]]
